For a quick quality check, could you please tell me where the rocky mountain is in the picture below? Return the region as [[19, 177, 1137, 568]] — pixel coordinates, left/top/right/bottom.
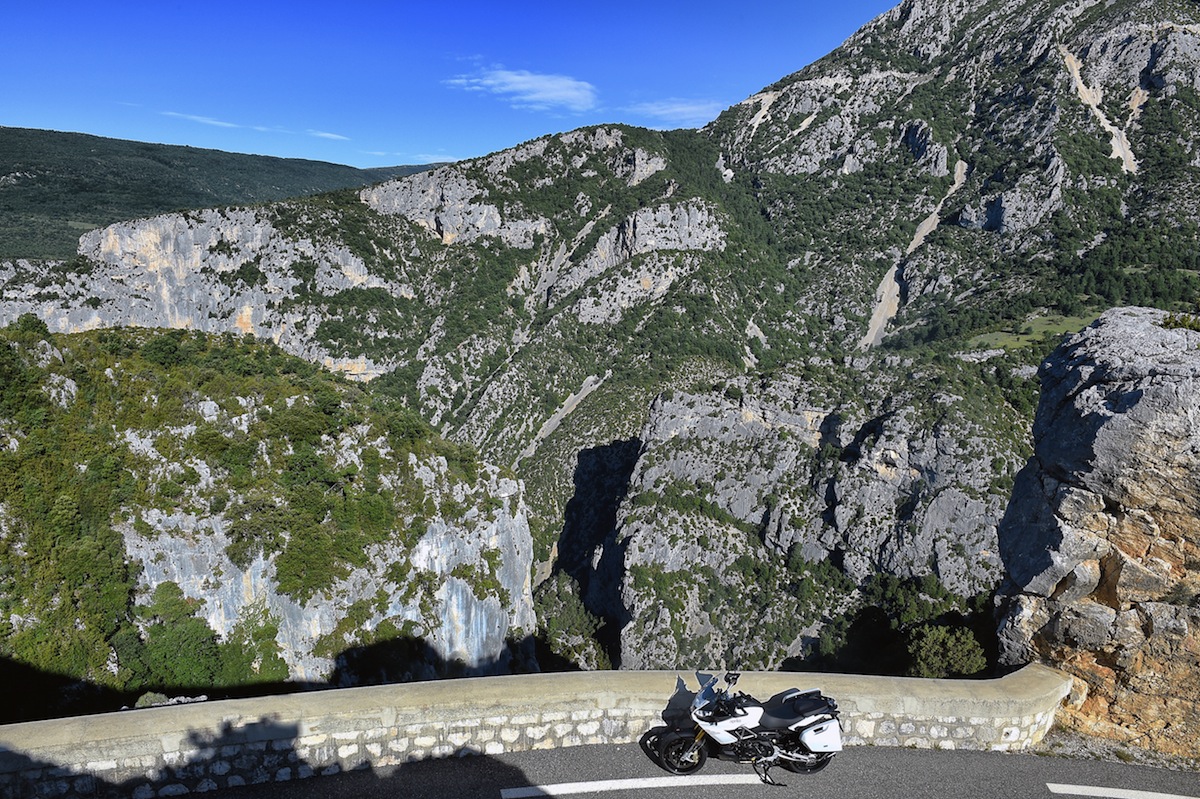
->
[[1, 0, 1199, 722], [0, 321, 534, 719], [997, 307, 1200, 757]]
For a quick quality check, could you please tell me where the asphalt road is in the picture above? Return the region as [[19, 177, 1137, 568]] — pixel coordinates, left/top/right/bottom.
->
[[220, 742, 1200, 799]]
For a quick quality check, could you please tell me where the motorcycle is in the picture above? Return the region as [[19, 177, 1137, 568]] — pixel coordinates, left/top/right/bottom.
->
[[656, 671, 842, 786]]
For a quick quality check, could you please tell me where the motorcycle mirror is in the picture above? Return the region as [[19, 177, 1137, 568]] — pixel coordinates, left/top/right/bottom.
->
[[725, 671, 740, 685]]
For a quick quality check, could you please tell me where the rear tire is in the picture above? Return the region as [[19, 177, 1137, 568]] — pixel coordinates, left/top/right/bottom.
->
[[658, 734, 708, 775]]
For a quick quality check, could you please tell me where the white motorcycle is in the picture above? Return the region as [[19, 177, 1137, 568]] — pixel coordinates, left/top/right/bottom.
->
[[656, 671, 843, 785]]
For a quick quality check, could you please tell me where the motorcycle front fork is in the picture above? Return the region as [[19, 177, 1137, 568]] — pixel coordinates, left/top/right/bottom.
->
[[682, 729, 706, 762]]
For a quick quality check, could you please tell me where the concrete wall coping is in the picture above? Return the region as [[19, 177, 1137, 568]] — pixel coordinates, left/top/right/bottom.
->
[[0, 664, 1071, 757]]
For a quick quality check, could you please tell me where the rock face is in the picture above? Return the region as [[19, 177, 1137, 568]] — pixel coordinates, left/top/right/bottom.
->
[[0, 327, 539, 704], [587, 375, 1016, 670], [996, 307, 1200, 756], [123, 462, 535, 682]]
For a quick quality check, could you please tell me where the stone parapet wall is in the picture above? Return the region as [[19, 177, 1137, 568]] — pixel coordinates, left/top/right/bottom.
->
[[0, 665, 1070, 799]]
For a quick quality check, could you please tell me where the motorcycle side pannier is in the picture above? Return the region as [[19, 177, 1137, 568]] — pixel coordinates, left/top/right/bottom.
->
[[798, 718, 843, 753]]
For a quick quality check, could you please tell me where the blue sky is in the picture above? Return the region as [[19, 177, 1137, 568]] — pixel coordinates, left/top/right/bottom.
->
[[2, 1, 897, 168]]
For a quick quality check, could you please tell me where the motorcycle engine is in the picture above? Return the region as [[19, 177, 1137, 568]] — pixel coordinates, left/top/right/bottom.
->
[[731, 738, 777, 763]]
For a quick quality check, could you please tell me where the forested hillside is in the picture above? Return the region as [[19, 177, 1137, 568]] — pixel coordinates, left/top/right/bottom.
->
[[0, 126, 429, 259], [0, 316, 532, 722]]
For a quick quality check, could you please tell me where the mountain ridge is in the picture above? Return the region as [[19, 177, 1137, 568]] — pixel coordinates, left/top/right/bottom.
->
[[0, 125, 432, 260], [0, 0, 1198, 749]]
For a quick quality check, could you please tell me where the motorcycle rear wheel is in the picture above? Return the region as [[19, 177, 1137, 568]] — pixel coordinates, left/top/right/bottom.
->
[[780, 752, 833, 774], [659, 734, 708, 775]]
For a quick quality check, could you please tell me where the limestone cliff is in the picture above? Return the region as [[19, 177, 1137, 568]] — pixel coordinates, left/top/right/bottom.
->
[[0, 328, 536, 692], [996, 307, 1200, 756], [605, 374, 1016, 669], [123, 460, 534, 682], [1, 0, 1199, 702]]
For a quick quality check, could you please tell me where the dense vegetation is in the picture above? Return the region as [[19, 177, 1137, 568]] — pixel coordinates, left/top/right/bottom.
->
[[0, 126, 430, 260], [0, 317, 489, 720]]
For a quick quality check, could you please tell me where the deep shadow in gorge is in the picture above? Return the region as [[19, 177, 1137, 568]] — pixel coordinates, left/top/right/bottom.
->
[[554, 438, 642, 667]]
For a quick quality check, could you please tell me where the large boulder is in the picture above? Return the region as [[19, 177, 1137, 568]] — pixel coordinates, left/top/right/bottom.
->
[[996, 307, 1200, 756]]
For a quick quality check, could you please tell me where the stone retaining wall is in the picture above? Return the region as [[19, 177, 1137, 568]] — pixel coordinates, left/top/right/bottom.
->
[[0, 665, 1070, 798]]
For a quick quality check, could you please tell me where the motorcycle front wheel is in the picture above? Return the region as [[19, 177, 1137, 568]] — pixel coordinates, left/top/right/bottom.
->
[[780, 752, 833, 774], [658, 734, 708, 775]]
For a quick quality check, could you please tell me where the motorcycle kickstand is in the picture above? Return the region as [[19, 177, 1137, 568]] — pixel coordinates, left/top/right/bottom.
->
[[753, 761, 786, 787]]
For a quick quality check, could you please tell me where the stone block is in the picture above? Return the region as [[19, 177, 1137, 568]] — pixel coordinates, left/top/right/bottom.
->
[[508, 714, 540, 726], [600, 719, 627, 737], [85, 760, 118, 772]]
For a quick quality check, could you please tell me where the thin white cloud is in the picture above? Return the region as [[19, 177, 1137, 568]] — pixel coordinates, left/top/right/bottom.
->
[[447, 68, 597, 113], [624, 99, 726, 128], [412, 153, 466, 164], [308, 129, 350, 141], [357, 150, 465, 164], [162, 111, 240, 128]]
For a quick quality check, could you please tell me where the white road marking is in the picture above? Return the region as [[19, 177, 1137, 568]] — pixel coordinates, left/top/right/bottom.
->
[[1047, 783, 1200, 799], [500, 774, 762, 797]]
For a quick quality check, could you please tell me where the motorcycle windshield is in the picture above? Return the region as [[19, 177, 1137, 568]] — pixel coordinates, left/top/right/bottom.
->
[[692, 675, 719, 713]]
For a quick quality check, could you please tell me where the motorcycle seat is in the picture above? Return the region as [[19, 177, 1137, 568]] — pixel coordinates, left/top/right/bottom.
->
[[756, 689, 835, 730]]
